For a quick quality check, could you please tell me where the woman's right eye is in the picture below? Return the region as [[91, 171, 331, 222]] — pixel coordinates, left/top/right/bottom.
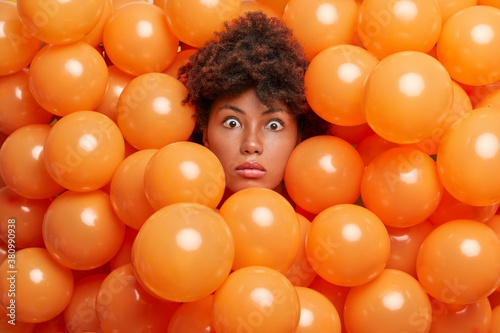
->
[[222, 118, 241, 128]]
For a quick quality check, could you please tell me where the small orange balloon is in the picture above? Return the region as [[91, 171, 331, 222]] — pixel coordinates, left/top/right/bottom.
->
[[167, 295, 216, 333], [417, 219, 500, 304], [117, 73, 195, 150], [44, 111, 125, 192], [0, 247, 74, 323], [219, 187, 300, 273], [212, 266, 301, 333], [284, 135, 365, 214], [256, 0, 288, 13], [242, 0, 282, 18], [478, 88, 500, 109], [491, 304, 500, 333], [132, 203, 234, 302], [294, 287, 341, 333], [81, 0, 112, 47], [435, 0, 477, 24], [429, 297, 492, 333], [330, 122, 374, 145], [144, 142, 225, 210], [355, 133, 400, 167], [162, 49, 197, 78]]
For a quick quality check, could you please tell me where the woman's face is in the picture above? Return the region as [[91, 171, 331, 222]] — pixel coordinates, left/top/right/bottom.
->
[[203, 88, 299, 193]]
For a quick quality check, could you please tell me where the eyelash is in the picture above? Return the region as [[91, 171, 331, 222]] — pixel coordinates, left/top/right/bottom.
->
[[222, 117, 285, 131]]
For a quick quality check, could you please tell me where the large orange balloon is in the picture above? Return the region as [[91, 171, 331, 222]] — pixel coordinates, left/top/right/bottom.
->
[[294, 287, 341, 333], [355, 133, 400, 167], [330, 122, 375, 145], [437, 107, 500, 206], [144, 142, 225, 210], [282, 0, 358, 61], [417, 219, 500, 304], [103, 2, 179, 75], [361, 147, 444, 227], [162, 49, 198, 78], [284, 135, 365, 214], [357, 0, 441, 59], [43, 190, 126, 270], [0, 1, 41, 76], [306, 204, 390, 286], [305, 45, 378, 126], [219, 187, 300, 273], [0, 124, 65, 199], [28, 42, 108, 116], [435, 0, 477, 24], [132, 202, 234, 302], [363, 51, 453, 144], [117, 73, 195, 150], [0, 247, 74, 323], [81, 0, 112, 47], [44, 111, 125, 192], [212, 266, 300, 333], [164, 0, 242, 48], [167, 294, 215, 333], [429, 297, 492, 333]]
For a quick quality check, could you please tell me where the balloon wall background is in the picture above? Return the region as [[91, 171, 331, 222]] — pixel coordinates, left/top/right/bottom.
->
[[1, 0, 500, 332]]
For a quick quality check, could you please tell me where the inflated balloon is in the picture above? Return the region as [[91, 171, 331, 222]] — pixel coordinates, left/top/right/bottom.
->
[[330, 122, 375, 145], [109, 227, 138, 271], [117, 73, 195, 150], [32, 314, 68, 333], [219, 187, 300, 273], [429, 297, 492, 333], [0, 247, 74, 323], [144, 142, 225, 210], [63, 274, 107, 333], [344, 269, 432, 333], [81, 0, 112, 47], [305, 45, 378, 126], [43, 190, 126, 270], [282, 0, 358, 61], [103, 2, 179, 75], [355, 133, 400, 167], [435, 0, 477, 23], [0, 307, 35, 332], [417, 219, 500, 304], [96, 264, 180, 332], [362, 51, 453, 144], [242, 0, 282, 18], [110, 149, 157, 230], [17, 0, 105, 44], [0, 1, 41, 76], [164, 0, 242, 48], [284, 135, 365, 214], [167, 295, 215, 333], [295, 287, 341, 333], [132, 203, 234, 302], [0, 124, 65, 199], [361, 147, 444, 227], [0, 69, 53, 135], [437, 107, 500, 206], [28, 42, 108, 116], [461, 79, 500, 107], [212, 266, 300, 333], [256, 0, 288, 13], [162, 49, 197, 78], [492, 304, 500, 333], [44, 111, 125, 192], [357, 0, 441, 59], [0, 186, 50, 249], [306, 204, 390, 286], [437, 5, 500, 86], [477, 89, 500, 110]]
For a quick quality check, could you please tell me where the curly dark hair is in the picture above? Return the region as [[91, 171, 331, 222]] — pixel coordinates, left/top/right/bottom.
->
[[178, 11, 330, 141]]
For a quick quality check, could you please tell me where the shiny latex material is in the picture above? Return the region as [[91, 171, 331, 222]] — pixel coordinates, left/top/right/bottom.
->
[[435, 0, 477, 23], [355, 133, 400, 167], [294, 287, 341, 333], [256, 0, 288, 13], [109, 227, 138, 271], [81, 0, 112, 47], [162, 49, 197, 78], [429, 297, 492, 333], [167, 295, 215, 333]]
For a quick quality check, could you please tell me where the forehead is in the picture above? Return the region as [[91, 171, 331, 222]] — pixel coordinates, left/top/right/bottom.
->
[[210, 88, 292, 115]]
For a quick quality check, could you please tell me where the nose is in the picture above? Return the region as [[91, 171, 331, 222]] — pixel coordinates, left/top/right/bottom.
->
[[240, 126, 263, 155]]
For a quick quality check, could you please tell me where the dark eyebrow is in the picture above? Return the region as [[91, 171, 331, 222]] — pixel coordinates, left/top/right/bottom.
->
[[217, 105, 288, 115]]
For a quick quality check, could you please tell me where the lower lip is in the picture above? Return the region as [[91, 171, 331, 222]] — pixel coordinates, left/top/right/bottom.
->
[[236, 169, 266, 179]]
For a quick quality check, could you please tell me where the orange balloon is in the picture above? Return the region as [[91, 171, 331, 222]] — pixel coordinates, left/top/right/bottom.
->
[[256, 0, 288, 13], [0, 186, 50, 249], [167, 295, 216, 333], [357, 0, 441, 59], [294, 287, 341, 333], [487, 214, 500, 237], [28, 42, 108, 116], [162, 49, 197, 78], [0, 124, 65, 199], [164, 0, 242, 48], [0, 1, 41, 76], [437, 6, 500, 86], [44, 111, 125, 192], [63, 274, 106, 333], [284, 135, 365, 214], [282, 0, 358, 61], [437, 107, 500, 206], [242, 0, 282, 18], [479, 0, 500, 6], [132, 202, 234, 302], [103, 2, 179, 75], [96, 264, 180, 332], [305, 45, 378, 126], [429, 297, 492, 333], [435, 0, 477, 24], [461, 79, 500, 107], [144, 142, 225, 210], [219, 187, 300, 273], [306, 204, 390, 286], [81, 0, 112, 47], [0, 69, 53, 135], [330, 122, 374, 145], [17, 0, 105, 44], [43, 190, 126, 270], [32, 313, 67, 333], [110, 149, 157, 230], [385, 220, 434, 277], [492, 304, 500, 333], [355, 133, 400, 167], [363, 51, 453, 144], [212, 266, 300, 333], [417, 219, 500, 304], [478, 89, 500, 110], [344, 269, 432, 333], [0, 307, 35, 332], [361, 147, 444, 227], [117, 73, 195, 150], [153, 0, 165, 9], [109, 227, 138, 271], [0, 247, 74, 323]]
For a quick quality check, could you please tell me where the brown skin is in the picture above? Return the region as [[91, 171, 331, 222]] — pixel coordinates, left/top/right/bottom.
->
[[203, 88, 299, 193]]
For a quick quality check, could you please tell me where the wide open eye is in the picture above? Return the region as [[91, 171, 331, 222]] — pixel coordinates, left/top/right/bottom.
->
[[266, 119, 284, 131], [222, 117, 241, 129]]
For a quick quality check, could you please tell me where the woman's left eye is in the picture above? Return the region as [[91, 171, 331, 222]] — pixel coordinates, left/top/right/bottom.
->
[[266, 120, 284, 131]]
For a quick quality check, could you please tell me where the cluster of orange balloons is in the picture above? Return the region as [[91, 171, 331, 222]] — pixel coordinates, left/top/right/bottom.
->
[[1, 0, 500, 332]]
